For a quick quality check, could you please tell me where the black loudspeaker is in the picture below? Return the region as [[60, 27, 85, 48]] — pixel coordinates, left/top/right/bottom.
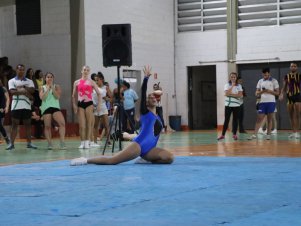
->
[[102, 24, 132, 67]]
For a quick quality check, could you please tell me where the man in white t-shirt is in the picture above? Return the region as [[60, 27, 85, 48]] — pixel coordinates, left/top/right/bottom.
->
[[6, 64, 37, 150], [248, 68, 279, 140]]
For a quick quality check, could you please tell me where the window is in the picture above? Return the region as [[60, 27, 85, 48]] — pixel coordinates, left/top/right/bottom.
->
[[177, 0, 301, 32], [16, 0, 41, 35], [238, 0, 301, 28], [177, 0, 227, 32]]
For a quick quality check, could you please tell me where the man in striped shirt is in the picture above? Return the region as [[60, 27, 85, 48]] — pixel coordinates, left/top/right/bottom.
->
[[279, 62, 301, 139]]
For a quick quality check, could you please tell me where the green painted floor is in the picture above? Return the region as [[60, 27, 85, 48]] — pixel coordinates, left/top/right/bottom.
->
[[0, 130, 300, 165], [0, 131, 216, 165]]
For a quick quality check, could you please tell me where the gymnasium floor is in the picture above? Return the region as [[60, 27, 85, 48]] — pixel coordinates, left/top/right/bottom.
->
[[0, 131, 301, 226]]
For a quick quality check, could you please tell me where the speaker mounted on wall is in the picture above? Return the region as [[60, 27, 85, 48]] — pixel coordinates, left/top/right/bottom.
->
[[102, 24, 132, 67]]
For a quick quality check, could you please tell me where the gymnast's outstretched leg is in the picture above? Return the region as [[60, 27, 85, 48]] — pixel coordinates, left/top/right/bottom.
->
[[70, 142, 141, 165]]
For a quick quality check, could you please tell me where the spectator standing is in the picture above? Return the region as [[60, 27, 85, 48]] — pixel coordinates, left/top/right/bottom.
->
[[91, 72, 111, 146], [234, 76, 247, 133], [217, 72, 243, 141], [248, 68, 279, 140], [72, 66, 101, 149], [122, 80, 138, 134], [279, 62, 301, 139], [6, 64, 37, 150], [26, 68, 43, 138], [0, 80, 10, 144]]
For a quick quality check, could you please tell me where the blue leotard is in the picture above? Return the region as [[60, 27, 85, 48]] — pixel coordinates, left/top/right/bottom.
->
[[133, 77, 162, 156]]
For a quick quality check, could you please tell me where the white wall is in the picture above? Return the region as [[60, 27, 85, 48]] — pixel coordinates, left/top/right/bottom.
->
[[0, 0, 72, 120], [237, 25, 301, 62], [83, 0, 175, 118], [0, 1, 15, 57]]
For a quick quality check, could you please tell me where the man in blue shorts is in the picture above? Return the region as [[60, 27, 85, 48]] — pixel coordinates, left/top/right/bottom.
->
[[248, 68, 279, 140]]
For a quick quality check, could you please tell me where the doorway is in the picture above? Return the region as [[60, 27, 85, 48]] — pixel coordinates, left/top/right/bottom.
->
[[188, 65, 217, 129]]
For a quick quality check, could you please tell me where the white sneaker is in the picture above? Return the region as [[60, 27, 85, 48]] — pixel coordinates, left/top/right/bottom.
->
[[288, 133, 300, 139], [248, 135, 257, 140], [78, 141, 84, 149], [258, 128, 265, 134], [90, 142, 100, 148], [70, 157, 88, 166], [134, 157, 151, 164], [288, 133, 295, 139], [84, 140, 90, 149], [271, 129, 277, 134]]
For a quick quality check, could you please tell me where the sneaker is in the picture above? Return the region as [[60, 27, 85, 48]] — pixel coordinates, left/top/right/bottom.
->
[[27, 143, 37, 149], [47, 144, 53, 150], [4, 137, 10, 145], [288, 132, 300, 139], [271, 129, 277, 134], [60, 142, 67, 150], [6, 143, 15, 150], [70, 157, 88, 166], [84, 140, 90, 149], [266, 135, 271, 140], [78, 141, 84, 149], [90, 142, 100, 148], [288, 133, 295, 139], [258, 128, 267, 134], [217, 135, 225, 141], [134, 157, 151, 164], [248, 135, 257, 140], [233, 135, 238, 140]]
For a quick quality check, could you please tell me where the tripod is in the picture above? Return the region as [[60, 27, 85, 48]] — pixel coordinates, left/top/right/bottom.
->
[[102, 66, 138, 155], [102, 66, 122, 154], [102, 103, 121, 154]]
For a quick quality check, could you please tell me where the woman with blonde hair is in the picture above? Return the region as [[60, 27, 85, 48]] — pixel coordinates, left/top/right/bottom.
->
[[72, 66, 101, 149]]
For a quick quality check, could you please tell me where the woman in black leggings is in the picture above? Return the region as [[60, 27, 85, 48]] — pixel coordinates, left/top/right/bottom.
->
[[217, 72, 243, 141]]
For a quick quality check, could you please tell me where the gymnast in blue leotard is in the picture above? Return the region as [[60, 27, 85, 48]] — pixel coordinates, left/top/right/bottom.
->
[[70, 65, 174, 166], [132, 75, 163, 157]]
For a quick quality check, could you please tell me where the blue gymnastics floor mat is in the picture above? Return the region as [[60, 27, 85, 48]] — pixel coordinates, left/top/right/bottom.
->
[[0, 156, 301, 226]]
